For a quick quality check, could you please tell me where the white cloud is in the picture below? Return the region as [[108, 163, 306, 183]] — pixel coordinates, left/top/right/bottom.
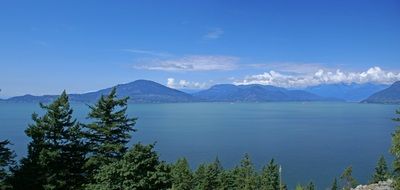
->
[[167, 78, 208, 89], [121, 49, 171, 57], [134, 55, 239, 71], [204, 28, 224, 39], [234, 67, 400, 88]]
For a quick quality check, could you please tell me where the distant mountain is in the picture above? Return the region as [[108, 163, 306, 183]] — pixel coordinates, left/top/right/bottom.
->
[[193, 84, 331, 102], [362, 81, 400, 104], [304, 83, 388, 102], [5, 80, 195, 103]]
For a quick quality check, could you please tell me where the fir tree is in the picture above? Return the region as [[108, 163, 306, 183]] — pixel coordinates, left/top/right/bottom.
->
[[0, 140, 15, 189], [218, 170, 236, 190], [171, 158, 193, 190], [295, 184, 304, 190], [233, 153, 258, 190], [85, 143, 171, 190], [260, 159, 280, 190], [331, 177, 338, 190], [371, 155, 389, 183], [306, 181, 315, 190], [392, 109, 400, 189], [84, 87, 137, 176], [340, 166, 358, 190], [204, 157, 223, 189], [10, 91, 87, 190], [193, 163, 208, 190]]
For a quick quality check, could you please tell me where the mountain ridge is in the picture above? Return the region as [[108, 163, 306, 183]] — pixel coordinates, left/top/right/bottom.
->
[[3, 80, 335, 103], [362, 81, 400, 104]]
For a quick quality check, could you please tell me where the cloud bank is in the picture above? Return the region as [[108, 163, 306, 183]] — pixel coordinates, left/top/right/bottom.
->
[[235, 67, 400, 88], [134, 55, 238, 71], [167, 78, 207, 89]]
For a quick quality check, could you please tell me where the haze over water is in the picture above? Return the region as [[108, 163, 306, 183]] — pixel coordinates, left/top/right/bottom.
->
[[0, 101, 397, 188]]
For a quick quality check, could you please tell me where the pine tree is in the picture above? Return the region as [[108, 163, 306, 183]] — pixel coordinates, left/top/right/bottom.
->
[[306, 181, 315, 190], [85, 143, 171, 190], [295, 184, 304, 190], [0, 140, 15, 189], [193, 163, 208, 190], [204, 157, 223, 189], [340, 166, 358, 190], [371, 155, 389, 183], [218, 170, 236, 190], [233, 153, 258, 190], [331, 177, 338, 190], [10, 91, 87, 190], [171, 158, 193, 190], [260, 159, 280, 190], [392, 109, 400, 189], [84, 87, 137, 176]]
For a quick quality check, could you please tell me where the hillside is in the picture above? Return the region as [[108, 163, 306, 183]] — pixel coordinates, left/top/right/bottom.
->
[[362, 81, 400, 104], [305, 83, 388, 102], [193, 84, 329, 102], [5, 80, 195, 103]]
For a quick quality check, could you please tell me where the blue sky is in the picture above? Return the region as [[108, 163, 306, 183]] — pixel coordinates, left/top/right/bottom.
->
[[0, 0, 399, 98]]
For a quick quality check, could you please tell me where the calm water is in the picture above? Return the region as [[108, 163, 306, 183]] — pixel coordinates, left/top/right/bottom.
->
[[0, 102, 398, 189]]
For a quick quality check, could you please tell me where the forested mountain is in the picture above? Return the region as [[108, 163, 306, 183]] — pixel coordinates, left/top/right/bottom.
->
[[4, 80, 195, 103], [304, 83, 388, 102], [362, 81, 400, 104], [4, 80, 343, 103], [193, 84, 331, 102]]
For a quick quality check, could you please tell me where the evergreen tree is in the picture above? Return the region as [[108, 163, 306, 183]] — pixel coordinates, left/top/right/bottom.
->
[[232, 153, 258, 190], [10, 91, 87, 190], [371, 155, 389, 183], [84, 87, 137, 176], [260, 159, 280, 190], [331, 177, 338, 190], [392, 109, 400, 189], [305, 181, 315, 190], [193, 158, 223, 190], [204, 157, 223, 189], [218, 170, 236, 190], [193, 163, 208, 190], [0, 140, 15, 190], [85, 143, 171, 190], [295, 184, 304, 190], [340, 166, 358, 190], [171, 158, 193, 190]]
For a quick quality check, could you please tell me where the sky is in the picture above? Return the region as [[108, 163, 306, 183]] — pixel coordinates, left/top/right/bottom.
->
[[0, 0, 400, 98]]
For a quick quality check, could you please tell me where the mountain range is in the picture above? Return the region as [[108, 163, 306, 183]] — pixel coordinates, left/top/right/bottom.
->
[[1, 80, 399, 104], [362, 81, 400, 104], [193, 84, 330, 102], [3, 80, 194, 103], [304, 83, 388, 102]]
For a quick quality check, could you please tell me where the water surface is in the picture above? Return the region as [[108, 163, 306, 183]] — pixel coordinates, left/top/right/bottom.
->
[[0, 102, 398, 188]]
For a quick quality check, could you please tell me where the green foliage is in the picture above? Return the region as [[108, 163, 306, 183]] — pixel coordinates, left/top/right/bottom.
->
[[340, 166, 358, 190], [84, 87, 137, 176], [217, 169, 236, 190], [371, 155, 389, 183], [10, 91, 87, 190], [295, 184, 304, 190], [0, 140, 15, 190], [331, 177, 338, 190], [260, 159, 280, 190], [232, 153, 258, 190], [85, 143, 171, 190], [305, 181, 315, 190], [171, 158, 193, 190], [392, 109, 400, 189]]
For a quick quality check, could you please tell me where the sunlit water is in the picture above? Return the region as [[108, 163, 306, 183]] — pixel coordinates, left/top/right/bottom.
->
[[0, 102, 398, 188]]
